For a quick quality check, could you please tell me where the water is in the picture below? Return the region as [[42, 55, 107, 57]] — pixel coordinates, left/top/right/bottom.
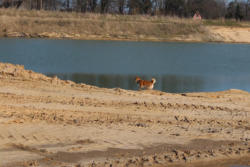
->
[[0, 38, 250, 93]]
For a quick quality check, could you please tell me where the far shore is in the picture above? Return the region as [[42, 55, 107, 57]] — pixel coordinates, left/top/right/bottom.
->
[[1, 9, 250, 44]]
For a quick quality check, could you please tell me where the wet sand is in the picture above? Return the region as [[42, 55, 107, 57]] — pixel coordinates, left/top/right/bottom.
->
[[0, 62, 249, 167]]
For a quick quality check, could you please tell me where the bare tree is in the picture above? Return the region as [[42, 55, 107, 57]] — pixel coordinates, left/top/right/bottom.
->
[[118, 0, 126, 14], [100, 0, 109, 13], [164, 0, 185, 16], [246, 0, 250, 20]]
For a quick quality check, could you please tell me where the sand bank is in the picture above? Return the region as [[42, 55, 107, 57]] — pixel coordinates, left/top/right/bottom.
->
[[0, 62, 249, 167]]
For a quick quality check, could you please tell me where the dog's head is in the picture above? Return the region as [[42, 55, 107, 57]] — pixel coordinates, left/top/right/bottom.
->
[[135, 76, 141, 83]]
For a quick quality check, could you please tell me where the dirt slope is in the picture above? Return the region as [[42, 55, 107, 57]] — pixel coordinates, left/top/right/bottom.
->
[[0, 62, 249, 167]]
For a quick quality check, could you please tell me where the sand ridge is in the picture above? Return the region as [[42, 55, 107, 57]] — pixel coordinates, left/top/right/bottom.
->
[[0, 62, 249, 167]]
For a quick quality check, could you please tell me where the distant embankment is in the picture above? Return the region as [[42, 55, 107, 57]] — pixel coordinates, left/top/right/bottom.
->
[[1, 9, 250, 43]]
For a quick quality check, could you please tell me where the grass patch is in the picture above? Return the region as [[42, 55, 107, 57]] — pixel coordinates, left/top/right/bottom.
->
[[203, 19, 250, 27]]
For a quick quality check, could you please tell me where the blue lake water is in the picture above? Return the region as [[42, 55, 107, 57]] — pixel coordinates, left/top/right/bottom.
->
[[0, 38, 250, 93]]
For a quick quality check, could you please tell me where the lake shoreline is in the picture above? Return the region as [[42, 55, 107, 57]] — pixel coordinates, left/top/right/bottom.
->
[[0, 62, 249, 167], [2, 27, 250, 44]]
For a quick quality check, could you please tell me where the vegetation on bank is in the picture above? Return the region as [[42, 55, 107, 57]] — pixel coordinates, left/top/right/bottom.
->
[[0, 9, 206, 40], [1, 0, 250, 21], [203, 19, 250, 27]]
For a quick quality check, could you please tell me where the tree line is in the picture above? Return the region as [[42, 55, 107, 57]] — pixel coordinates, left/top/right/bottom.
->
[[1, 0, 250, 20]]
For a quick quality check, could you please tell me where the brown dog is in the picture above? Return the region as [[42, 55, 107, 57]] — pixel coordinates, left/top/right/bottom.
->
[[135, 77, 156, 90]]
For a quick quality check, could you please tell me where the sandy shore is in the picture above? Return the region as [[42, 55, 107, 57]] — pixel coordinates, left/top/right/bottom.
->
[[0, 62, 249, 167]]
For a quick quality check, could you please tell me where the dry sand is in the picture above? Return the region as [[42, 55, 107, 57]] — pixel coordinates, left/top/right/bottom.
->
[[0, 62, 249, 167], [207, 26, 250, 43]]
